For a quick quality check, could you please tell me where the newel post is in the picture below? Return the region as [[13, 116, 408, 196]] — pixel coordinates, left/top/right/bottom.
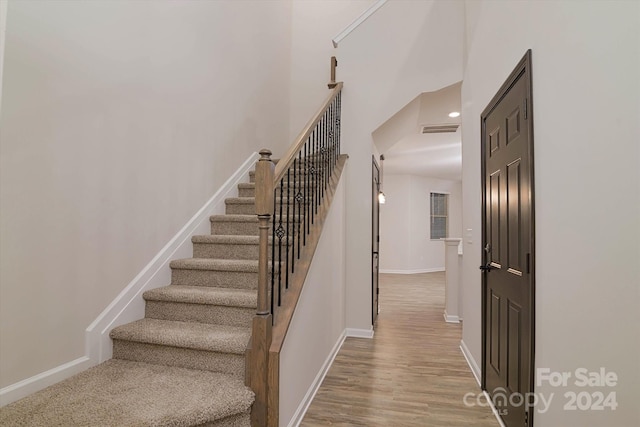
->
[[250, 149, 274, 426]]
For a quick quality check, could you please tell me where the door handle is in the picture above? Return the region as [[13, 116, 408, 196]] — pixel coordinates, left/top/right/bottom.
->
[[479, 263, 496, 272]]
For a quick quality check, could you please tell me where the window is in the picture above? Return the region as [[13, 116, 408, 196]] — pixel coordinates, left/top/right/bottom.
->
[[430, 192, 448, 239]]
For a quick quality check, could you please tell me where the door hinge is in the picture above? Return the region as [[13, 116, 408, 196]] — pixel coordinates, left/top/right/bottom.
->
[[524, 98, 528, 120], [525, 410, 530, 426], [526, 253, 531, 274], [377, 288, 380, 295]]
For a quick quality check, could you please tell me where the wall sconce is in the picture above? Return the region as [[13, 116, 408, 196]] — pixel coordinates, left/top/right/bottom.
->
[[378, 191, 386, 204], [378, 154, 386, 204]]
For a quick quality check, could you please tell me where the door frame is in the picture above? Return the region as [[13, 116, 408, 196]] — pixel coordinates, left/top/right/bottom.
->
[[372, 155, 381, 326], [480, 49, 536, 423]]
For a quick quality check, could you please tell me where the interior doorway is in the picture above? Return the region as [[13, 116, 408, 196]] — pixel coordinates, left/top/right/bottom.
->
[[372, 155, 381, 327]]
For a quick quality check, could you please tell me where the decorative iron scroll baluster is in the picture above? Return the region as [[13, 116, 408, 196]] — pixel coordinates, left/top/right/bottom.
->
[[276, 178, 284, 306], [270, 190, 276, 315]]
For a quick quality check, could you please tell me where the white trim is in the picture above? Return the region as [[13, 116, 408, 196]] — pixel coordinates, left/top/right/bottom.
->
[[85, 152, 260, 363], [0, 357, 91, 406], [332, 0, 387, 48], [379, 268, 444, 274], [460, 339, 481, 386], [443, 312, 460, 323], [460, 341, 507, 427], [483, 390, 508, 427], [0, 0, 8, 116], [287, 331, 347, 427], [345, 327, 374, 339]]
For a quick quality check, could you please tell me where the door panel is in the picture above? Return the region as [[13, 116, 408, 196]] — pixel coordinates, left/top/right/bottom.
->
[[482, 50, 535, 427]]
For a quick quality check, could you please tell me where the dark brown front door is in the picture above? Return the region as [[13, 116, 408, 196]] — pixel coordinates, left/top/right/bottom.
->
[[372, 156, 381, 326], [481, 50, 535, 427]]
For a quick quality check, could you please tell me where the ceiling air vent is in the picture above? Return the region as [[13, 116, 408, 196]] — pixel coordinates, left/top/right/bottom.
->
[[421, 124, 459, 134]]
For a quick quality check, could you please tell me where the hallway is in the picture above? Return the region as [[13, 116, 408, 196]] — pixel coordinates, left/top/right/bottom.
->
[[301, 272, 498, 426]]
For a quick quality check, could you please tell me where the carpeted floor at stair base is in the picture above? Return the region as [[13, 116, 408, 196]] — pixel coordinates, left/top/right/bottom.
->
[[0, 359, 253, 427]]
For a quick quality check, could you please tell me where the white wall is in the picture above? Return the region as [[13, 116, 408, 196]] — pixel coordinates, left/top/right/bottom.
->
[[379, 174, 461, 273], [289, 0, 375, 140], [338, 0, 465, 331], [461, 1, 640, 426], [0, 0, 7, 110], [0, 0, 292, 388], [279, 168, 346, 427]]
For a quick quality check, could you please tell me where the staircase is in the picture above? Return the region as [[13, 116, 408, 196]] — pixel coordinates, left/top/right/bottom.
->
[[0, 167, 274, 427], [1, 82, 344, 427]]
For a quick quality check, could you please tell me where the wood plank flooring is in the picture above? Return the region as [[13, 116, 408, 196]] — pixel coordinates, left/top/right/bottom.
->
[[300, 272, 499, 426]]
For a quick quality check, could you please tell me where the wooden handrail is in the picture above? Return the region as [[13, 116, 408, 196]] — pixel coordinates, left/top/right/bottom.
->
[[274, 82, 343, 184]]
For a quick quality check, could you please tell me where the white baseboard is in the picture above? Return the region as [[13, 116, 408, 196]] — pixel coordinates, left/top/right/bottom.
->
[[345, 327, 374, 339], [0, 153, 260, 408], [460, 339, 481, 386], [0, 356, 91, 406], [443, 312, 460, 323], [287, 331, 347, 427], [483, 390, 508, 427], [379, 268, 444, 274], [460, 341, 507, 427]]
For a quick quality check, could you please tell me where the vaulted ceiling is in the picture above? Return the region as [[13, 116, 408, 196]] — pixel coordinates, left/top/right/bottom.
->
[[372, 82, 462, 181]]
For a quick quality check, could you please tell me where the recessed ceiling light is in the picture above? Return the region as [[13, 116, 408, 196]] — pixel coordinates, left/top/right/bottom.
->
[[448, 111, 460, 118]]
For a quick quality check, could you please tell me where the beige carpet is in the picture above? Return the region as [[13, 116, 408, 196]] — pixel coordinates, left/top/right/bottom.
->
[[0, 167, 285, 426], [0, 359, 253, 427]]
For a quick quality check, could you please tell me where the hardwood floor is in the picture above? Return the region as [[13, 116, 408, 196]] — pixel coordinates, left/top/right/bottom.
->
[[300, 272, 499, 427]]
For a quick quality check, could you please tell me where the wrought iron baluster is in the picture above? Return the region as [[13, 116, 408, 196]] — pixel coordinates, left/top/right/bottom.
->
[[297, 151, 303, 259], [291, 158, 297, 272], [285, 168, 290, 289], [312, 126, 320, 215], [276, 177, 284, 306], [271, 187, 276, 314], [337, 92, 342, 155], [331, 100, 336, 171], [325, 109, 329, 191], [304, 140, 309, 242], [311, 130, 316, 224], [320, 116, 324, 207]]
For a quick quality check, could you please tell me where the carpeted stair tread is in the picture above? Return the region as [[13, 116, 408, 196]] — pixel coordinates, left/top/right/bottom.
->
[[210, 214, 302, 223], [193, 235, 261, 245], [110, 318, 250, 354], [0, 359, 253, 427], [225, 197, 256, 204], [237, 182, 317, 190], [193, 235, 291, 245], [170, 258, 260, 272], [225, 197, 309, 204], [144, 285, 257, 308], [210, 214, 258, 223]]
